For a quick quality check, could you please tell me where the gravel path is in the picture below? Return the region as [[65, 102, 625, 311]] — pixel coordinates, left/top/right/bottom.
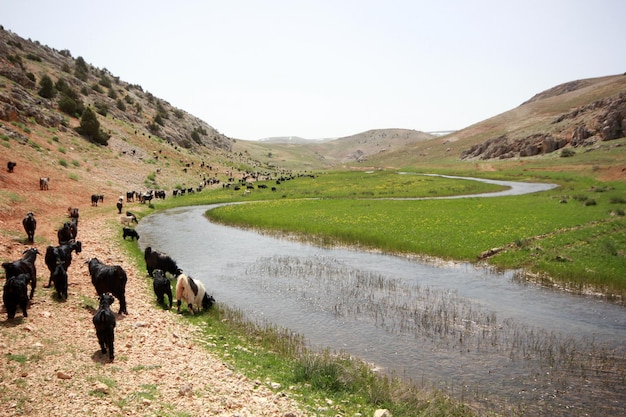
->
[[0, 213, 303, 416]]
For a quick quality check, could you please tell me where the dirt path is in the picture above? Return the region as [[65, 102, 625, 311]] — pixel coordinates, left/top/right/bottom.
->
[[0, 211, 302, 416]]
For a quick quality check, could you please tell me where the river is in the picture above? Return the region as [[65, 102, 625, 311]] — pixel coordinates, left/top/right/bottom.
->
[[136, 178, 625, 416]]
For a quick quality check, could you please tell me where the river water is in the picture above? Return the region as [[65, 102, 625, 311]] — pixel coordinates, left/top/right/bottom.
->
[[136, 179, 625, 416]]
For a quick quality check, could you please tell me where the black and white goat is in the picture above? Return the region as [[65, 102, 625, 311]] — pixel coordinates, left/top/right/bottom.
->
[[92, 293, 116, 361], [175, 273, 215, 314], [3, 273, 29, 319], [120, 211, 138, 226], [86, 258, 128, 314], [22, 211, 36, 243], [2, 247, 39, 299]]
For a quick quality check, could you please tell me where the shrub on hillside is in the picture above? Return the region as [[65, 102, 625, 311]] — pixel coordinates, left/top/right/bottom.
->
[[38, 74, 55, 99], [76, 106, 110, 145]]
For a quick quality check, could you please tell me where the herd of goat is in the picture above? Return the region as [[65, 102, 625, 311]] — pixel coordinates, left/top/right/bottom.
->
[[1, 192, 215, 362]]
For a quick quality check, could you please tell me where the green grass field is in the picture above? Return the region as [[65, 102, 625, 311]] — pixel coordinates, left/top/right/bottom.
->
[[199, 170, 626, 299]]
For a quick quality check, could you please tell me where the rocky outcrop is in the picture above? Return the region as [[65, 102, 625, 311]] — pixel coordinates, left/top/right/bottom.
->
[[460, 134, 568, 160], [461, 94, 626, 160]]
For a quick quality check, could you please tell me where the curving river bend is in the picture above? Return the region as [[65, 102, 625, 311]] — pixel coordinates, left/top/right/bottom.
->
[[136, 177, 625, 416]]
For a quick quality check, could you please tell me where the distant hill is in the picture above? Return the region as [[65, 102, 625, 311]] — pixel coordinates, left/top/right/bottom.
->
[[235, 128, 434, 169], [258, 136, 335, 144], [236, 75, 626, 170], [1, 24, 624, 186]]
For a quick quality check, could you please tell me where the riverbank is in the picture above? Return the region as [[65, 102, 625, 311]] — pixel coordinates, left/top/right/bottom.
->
[[0, 209, 303, 416]]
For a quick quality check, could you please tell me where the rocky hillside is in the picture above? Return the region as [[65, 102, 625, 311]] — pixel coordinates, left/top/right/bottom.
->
[[461, 82, 626, 159], [0, 26, 291, 231], [460, 77, 626, 160], [0, 27, 231, 152]]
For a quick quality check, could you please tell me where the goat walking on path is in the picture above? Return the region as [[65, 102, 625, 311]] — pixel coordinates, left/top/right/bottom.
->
[[93, 293, 116, 361], [22, 211, 36, 243]]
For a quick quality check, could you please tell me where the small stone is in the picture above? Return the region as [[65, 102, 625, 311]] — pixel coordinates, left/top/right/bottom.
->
[[93, 382, 109, 394], [178, 383, 193, 397], [56, 371, 71, 380], [374, 409, 392, 417]]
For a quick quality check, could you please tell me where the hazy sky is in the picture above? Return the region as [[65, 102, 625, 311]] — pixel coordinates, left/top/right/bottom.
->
[[3, 1, 625, 140]]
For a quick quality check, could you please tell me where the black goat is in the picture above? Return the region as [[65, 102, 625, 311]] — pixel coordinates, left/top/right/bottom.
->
[[91, 194, 104, 206], [2, 247, 39, 299], [86, 258, 128, 314], [50, 262, 68, 300], [57, 218, 78, 245], [67, 207, 79, 222], [3, 273, 29, 319], [44, 240, 82, 288], [7, 161, 16, 173], [144, 247, 181, 278], [122, 227, 140, 240], [22, 211, 36, 243], [152, 269, 173, 309], [92, 293, 116, 361]]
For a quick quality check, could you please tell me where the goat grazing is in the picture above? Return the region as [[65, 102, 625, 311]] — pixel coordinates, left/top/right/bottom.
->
[[119, 211, 138, 226], [175, 273, 215, 314], [86, 258, 128, 314], [2, 247, 39, 299], [7, 161, 16, 173], [144, 247, 180, 277], [3, 273, 29, 319], [22, 211, 36, 243], [44, 240, 82, 288], [122, 227, 140, 240], [152, 269, 173, 309], [92, 293, 116, 361]]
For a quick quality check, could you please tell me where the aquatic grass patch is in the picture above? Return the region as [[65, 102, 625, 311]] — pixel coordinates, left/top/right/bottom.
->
[[183, 301, 474, 417], [243, 255, 626, 415]]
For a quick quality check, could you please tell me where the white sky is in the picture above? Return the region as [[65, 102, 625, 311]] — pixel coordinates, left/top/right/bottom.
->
[[3, 1, 625, 140]]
